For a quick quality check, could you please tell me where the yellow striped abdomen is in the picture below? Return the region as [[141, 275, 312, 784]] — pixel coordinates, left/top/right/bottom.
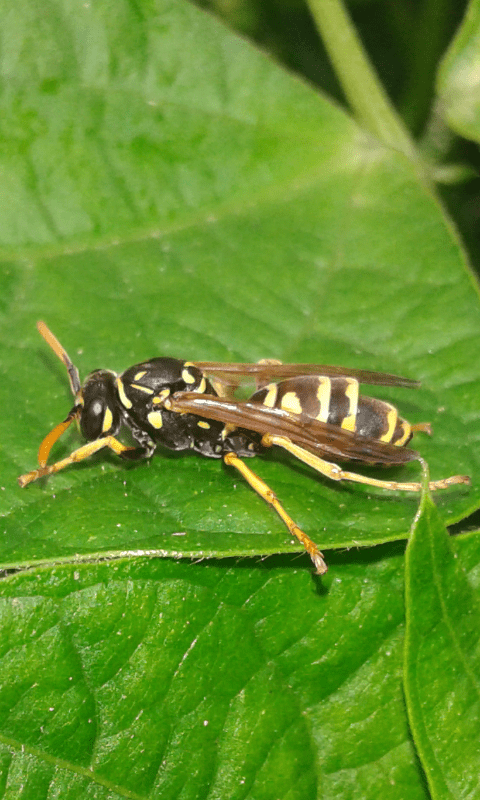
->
[[249, 376, 412, 447]]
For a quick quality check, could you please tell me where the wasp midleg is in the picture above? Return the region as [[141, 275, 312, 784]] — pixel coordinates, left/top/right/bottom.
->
[[223, 451, 327, 572]]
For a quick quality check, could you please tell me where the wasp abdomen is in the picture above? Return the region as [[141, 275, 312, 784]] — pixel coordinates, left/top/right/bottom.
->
[[250, 376, 412, 447], [355, 396, 412, 445]]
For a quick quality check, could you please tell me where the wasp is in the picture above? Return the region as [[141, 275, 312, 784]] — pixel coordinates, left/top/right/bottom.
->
[[18, 322, 469, 573]]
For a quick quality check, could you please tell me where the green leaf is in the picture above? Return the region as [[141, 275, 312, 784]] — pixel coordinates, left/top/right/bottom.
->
[[2, 534, 480, 797], [306, 0, 416, 159], [437, 0, 480, 142], [1, 1, 479, 570], [0, 548, 435, 799], [404, 495, 480, 799]]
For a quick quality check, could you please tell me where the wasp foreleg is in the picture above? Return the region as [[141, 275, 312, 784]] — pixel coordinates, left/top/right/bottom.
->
[[18, 436, 137, 487]]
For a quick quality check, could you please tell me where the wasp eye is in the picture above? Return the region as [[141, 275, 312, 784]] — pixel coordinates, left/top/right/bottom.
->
[[80, 398, 107, 439]]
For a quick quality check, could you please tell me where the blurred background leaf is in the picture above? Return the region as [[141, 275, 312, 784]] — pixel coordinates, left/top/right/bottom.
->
[[438, 0, 480, 144]]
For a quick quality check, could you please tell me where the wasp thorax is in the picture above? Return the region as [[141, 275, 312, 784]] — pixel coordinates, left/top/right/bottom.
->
[[119, 358, 209, 397], [80, 370, 121, 440]]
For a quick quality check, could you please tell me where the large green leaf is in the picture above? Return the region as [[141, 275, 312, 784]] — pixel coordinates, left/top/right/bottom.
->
[[0, 534, 478, 799], [1, 0, 479, 570], [405, 493, 480, 798]]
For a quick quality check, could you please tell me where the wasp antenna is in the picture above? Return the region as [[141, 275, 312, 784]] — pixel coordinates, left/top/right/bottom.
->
[[37, 321, 81, 396]]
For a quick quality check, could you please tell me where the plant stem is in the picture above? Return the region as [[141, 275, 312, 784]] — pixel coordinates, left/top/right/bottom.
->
[[307, 0, 417, 160]]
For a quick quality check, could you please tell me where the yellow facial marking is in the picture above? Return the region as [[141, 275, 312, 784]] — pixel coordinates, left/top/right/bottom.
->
[[280, 391, 303, 415], [315, 378, 332, 422], [262, 383, 278, 408], [134, 370, 147, 381], [197, 420, 210, 429], [102, 406, 113, 433], [147, 411, 163, 429], [131, 383, 154, 395], [153, 388, 170, 404], [116, 377, 132, 409], [182, 367, 196, 384], [379, 405, 398, 442], [341, 380, 359, 432]]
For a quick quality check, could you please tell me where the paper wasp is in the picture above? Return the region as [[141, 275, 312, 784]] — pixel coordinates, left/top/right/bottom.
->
[[18, 322, 470, 573]]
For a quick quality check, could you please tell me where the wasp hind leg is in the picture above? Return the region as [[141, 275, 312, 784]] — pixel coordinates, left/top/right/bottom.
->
[[224, 451, 328, 574], [262, 434, 470, 492], [18, 436, 140, 488], [411, 422, 432, 435]]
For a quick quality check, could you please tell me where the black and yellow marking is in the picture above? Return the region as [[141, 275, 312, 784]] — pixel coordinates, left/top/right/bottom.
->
[[147, 411, 163, 429], [181, 362, 197, 385], [130, 383, 154, 395], [153, 389, 170, 404], [355, 396, 412, 445], [316, 377, 331, 422], [279, 391, 303, 415], [340, 380, 358, 432], [116, 376, 132, 409], [250, 375, 410, 446]]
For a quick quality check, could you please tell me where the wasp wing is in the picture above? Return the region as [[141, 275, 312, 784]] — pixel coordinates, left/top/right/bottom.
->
[[193, 361, 419, 389], [168, 392, 419, 466]]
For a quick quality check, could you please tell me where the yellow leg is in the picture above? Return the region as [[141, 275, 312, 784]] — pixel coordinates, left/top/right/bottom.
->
[[224, 451, 327, 575], [38, 412, 77, 467], [18, 436, 133, 488], [262, 434, 470, 492]]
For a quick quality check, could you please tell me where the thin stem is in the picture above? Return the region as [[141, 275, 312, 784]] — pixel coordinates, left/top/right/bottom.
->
[[307, 0, 417, 160]]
